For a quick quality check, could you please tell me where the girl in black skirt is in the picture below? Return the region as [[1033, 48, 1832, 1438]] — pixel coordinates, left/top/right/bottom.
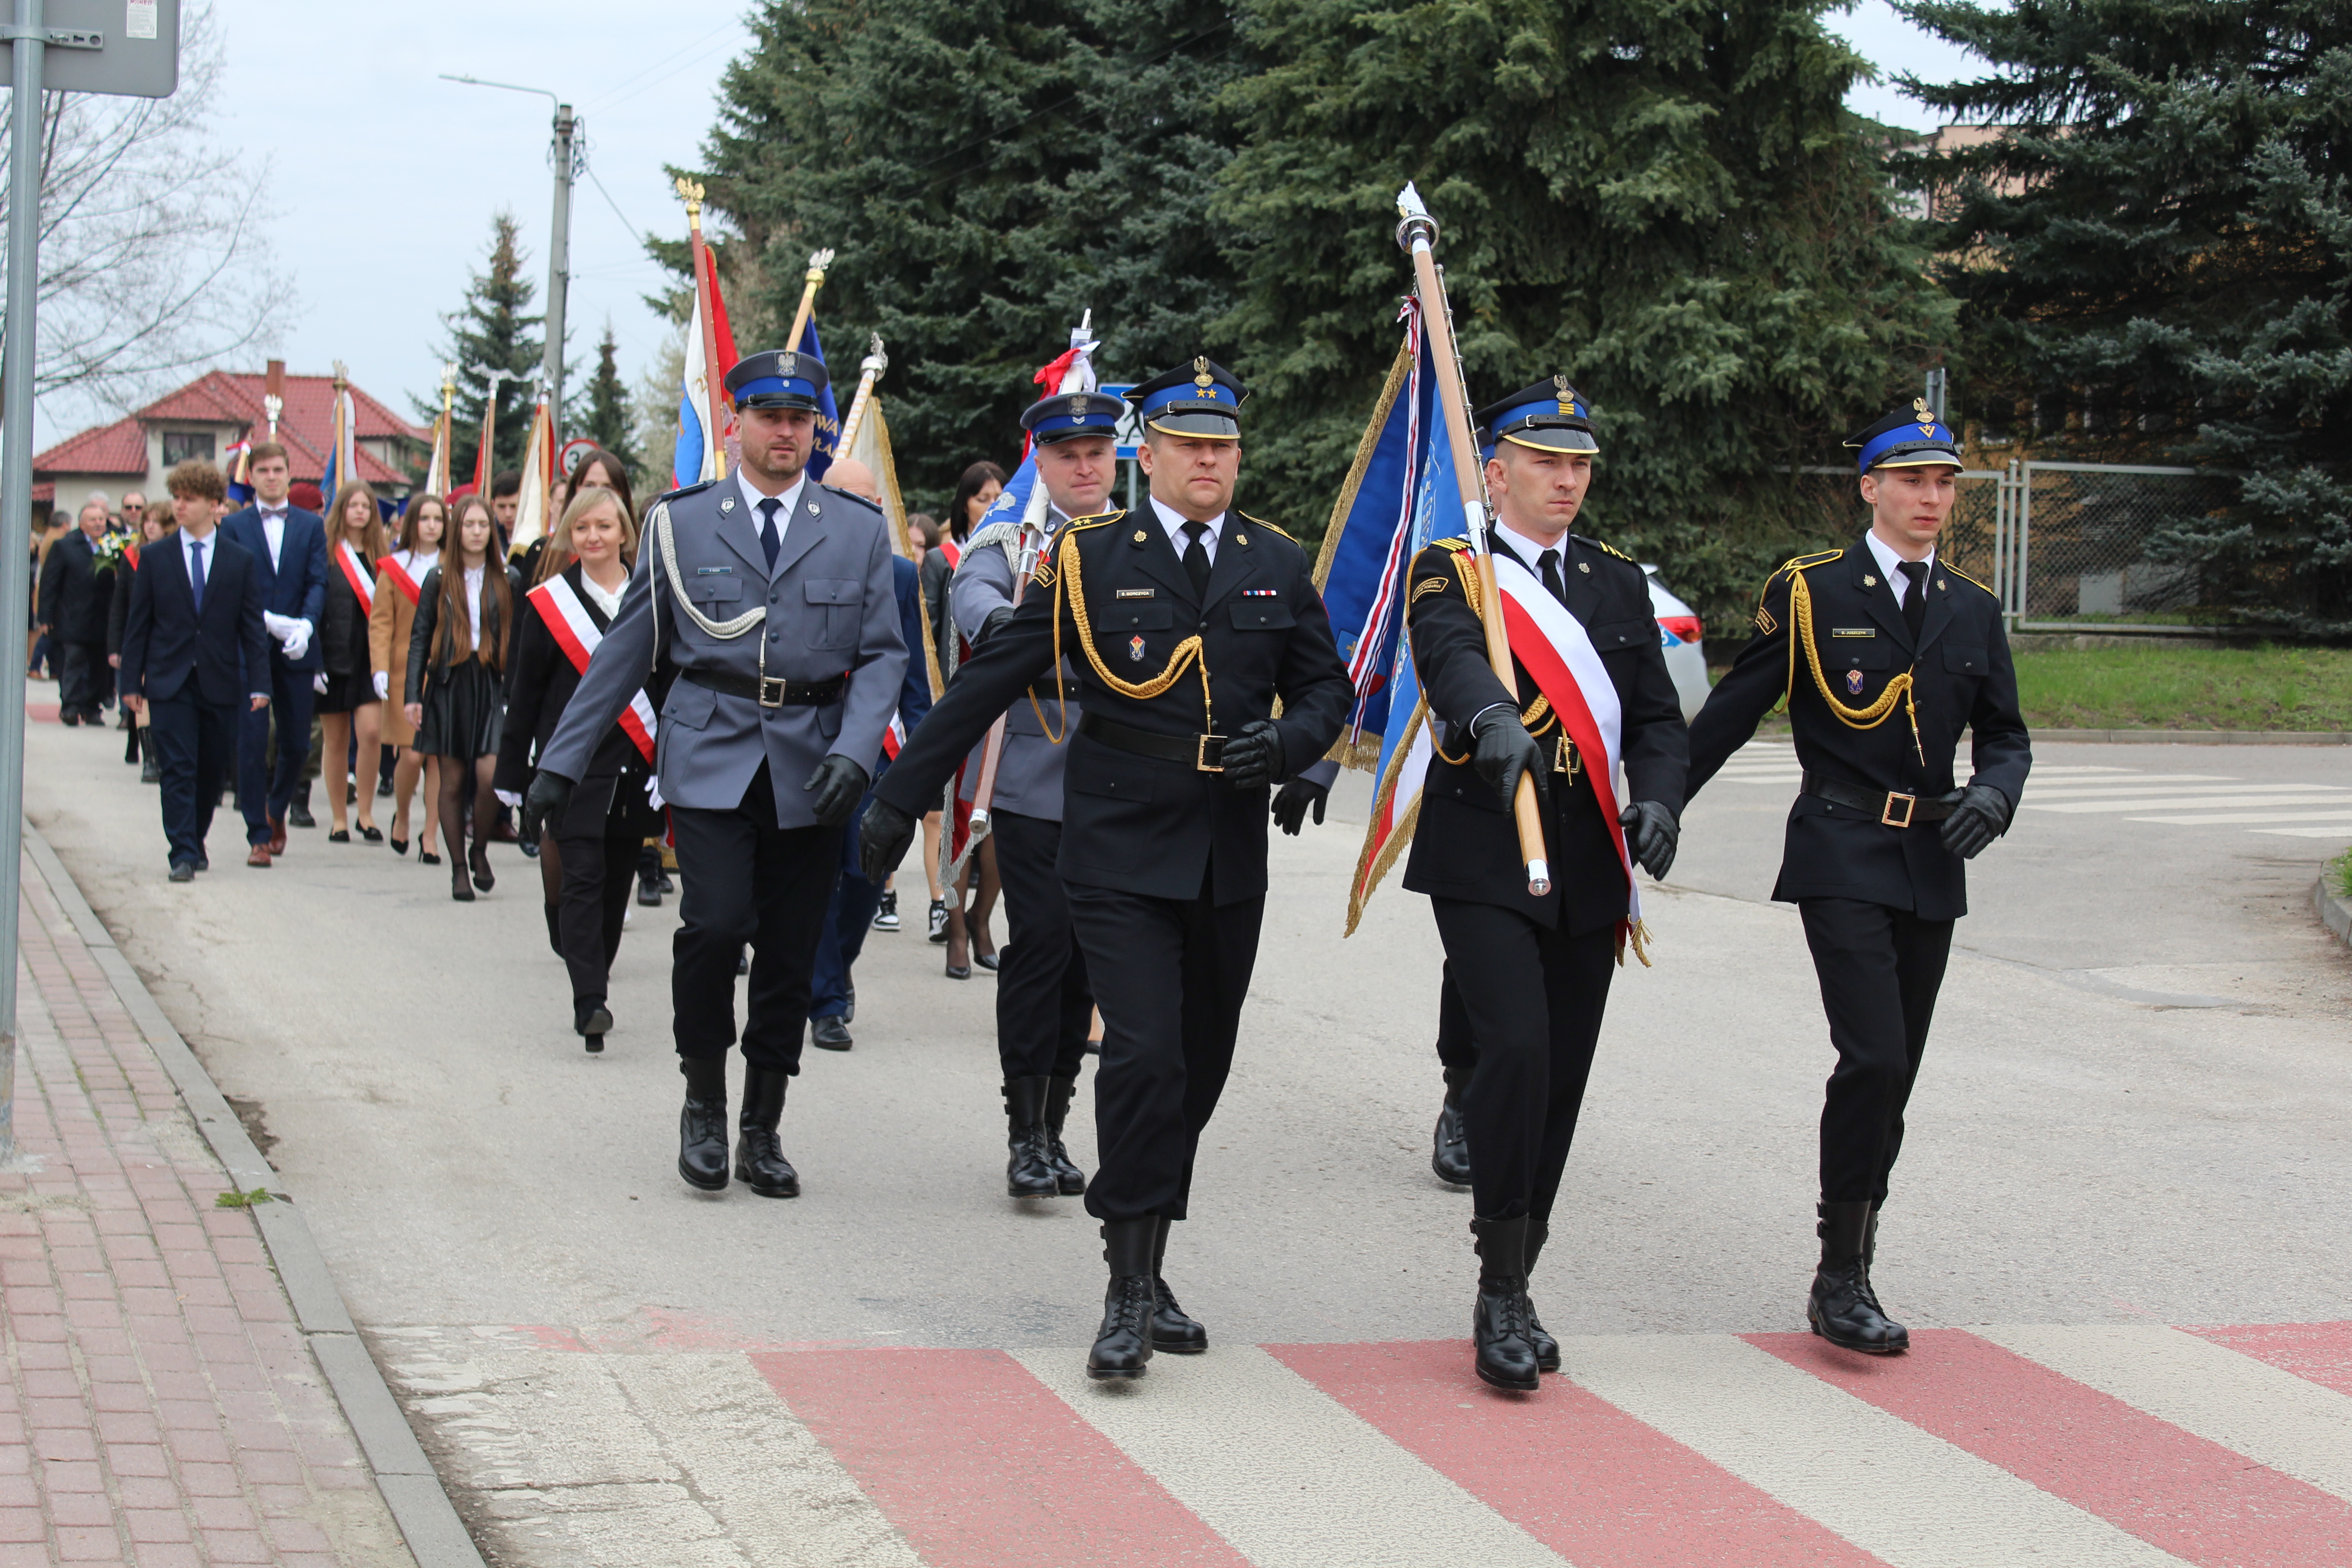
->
[[404, 494, 520, 902], [317, 481, 389, 843]]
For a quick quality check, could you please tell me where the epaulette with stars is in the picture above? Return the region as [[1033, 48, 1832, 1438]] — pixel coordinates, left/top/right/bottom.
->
[[1031, 511, 1119, 587], [1752, 548, 1844, 634], [1944, 562, 1994, 597], [1573, 533, 1640, 566]]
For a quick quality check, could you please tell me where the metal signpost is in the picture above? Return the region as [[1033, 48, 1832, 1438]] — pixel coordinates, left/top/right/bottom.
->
[[0, 0, 181, 1156], [1102, 382, 1139, 510]]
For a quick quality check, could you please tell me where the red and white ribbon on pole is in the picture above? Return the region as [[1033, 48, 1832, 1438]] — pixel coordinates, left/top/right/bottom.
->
[[334, 540, 376, 615], [528, 576, 660, 787], [1487, 548, 1641, 930]]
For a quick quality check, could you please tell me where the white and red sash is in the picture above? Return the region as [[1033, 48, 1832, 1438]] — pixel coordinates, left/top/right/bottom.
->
[[528, 575, 658, 773], [378, 552, 423, 608], [1487, 547, 1642, 931], [334, 540, 376, 614]]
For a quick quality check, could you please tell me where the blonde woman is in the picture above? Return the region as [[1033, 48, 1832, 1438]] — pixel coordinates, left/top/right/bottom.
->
[[317, 482, 389, 842], [373, 495, 445, 859]]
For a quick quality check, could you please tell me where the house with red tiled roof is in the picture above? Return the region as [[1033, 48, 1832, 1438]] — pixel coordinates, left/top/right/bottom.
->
[[33, 360, 428, 516]]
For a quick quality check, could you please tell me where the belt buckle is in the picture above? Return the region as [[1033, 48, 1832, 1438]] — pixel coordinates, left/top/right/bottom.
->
[[1880, 791, 1916, 828], [757, 675, 788, 708], [1196, 734, 1225, 773]]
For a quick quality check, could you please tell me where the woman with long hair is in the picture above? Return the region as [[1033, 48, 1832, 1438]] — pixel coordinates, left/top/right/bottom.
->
[[496, 488, 662, 1049], [373, 495, 445, 861], [108, 501, 174, 782], [404, 494, 519, 901], [317, 482, 389, 843]]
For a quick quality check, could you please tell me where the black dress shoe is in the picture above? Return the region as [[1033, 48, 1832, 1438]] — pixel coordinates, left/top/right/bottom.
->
[[287, 801, 315, 828], [168, 862, 196, 883], [944, 956, 971, 980], [419, 851, 441, 866], [734, 1066, 800, 1197], [1088, 1220, 1159, 1380], [1043, 1075, 1087, 1195], [1470, 1215, 1540, 1392], [1149, 1218, 1207, 1353], [1002, 1078, 1058, 1198], [1808, 1200, 1907, 1353], [974, 949, 1000, 973], [358, 824, 383, 843], [1431, 1083, 1471, 1186], [678, 1058, 730, 1191], [193, 855, 208, 873], [377, 774, 394, 799], [575, 1001, 613, 1054], [327, 829, 350, 843], [59, 711, 78, 727], [1523, 1219, 1561, 1374], [470, 846, 495, 892], [390, 837, 408, 856], [637, 867, 662, 906], [810, 1015, 853, 1051]]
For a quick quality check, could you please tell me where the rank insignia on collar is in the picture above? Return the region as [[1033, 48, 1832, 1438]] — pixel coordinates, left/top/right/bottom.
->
[[720, 497, 735, 514], [1847, 669, 1866, 694], [1128, 634, 1147, 662]]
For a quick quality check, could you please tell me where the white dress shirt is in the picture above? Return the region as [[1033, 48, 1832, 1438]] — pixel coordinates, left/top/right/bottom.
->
[[390, 547, 438, 582], [736, 468, 808, 564], [1865, 529, 1936, 607], [462, 564, 486, 646], [578, 570, 624, 622], [258, 504, 287, 571], [1147, 495, 1224, 567], [181, 528, 216, 590]]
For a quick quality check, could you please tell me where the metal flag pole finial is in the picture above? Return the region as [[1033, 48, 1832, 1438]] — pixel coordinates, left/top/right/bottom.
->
[[785, 249, 837, 353], [674, 175, 705, 227]]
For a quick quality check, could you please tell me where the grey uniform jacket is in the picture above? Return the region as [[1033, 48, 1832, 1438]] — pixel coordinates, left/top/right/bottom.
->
[[946, 510, 1083, 822], [537, 476, 908, 828]]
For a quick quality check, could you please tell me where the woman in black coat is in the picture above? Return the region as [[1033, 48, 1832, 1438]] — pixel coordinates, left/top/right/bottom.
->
[[494, 487, 661, 1049], [405, 494, 522, 902]]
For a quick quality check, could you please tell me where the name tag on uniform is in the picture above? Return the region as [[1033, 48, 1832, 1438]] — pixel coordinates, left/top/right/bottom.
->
[[1242, 588, 1279, 598], [697, 566, 734, 576], [1830, 627, 1874, 638], [1115, 588, 1155, 599]]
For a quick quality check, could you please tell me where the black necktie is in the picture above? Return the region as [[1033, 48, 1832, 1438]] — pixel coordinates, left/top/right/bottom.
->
[[1181, 520, 1211, 598], [757, 497, 781, 570], [1538, 547, 1569, 608], [189, 541, 205, 613], [1899, 559, 1929, 639]]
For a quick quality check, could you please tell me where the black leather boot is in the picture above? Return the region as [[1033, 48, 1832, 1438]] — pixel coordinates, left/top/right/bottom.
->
[[1470, 1215, 1540, 1392], [1522, 1218, 1562, 1374], [1043, 1075, 1088, 1195], [677, 1057, 730, 1191], [1808, 1200, 1907, 1353], [1002, 1077, 1058, 1198], [735, 1067, 800, 1198], [1149, 1216, 1207, 1353], [139, 730, 161, 784], [1431, 1078, 1471, 1186], [1088, 1219, 1159, 1380]]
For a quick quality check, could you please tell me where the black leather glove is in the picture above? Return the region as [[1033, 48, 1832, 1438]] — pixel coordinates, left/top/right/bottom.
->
[[1272, 777, 1327, 836], [804, 754, 871, 829], [1619, 800, 1679, 879], [1469, 705, 1550, 814], [857, 796, 919, 884], [521, 769, 573, 843], [1218, 719, 1284, 791], [979, 605, 1015, 644], [1938, 783, 2011, 860]]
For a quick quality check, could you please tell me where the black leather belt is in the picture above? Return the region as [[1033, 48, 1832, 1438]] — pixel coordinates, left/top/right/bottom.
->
[[686, 668, 847, 708], [1803, 772, 1955, 828], [1079, 711, 1226, 772]]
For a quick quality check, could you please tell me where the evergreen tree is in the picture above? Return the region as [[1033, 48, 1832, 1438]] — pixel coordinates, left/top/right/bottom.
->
[[1215, 0, 1949, 624], [579, 322, 642, 479], [682, 0, 1246, 509], [415, 212, 545, 482], [1900, 0, 2352, 632]]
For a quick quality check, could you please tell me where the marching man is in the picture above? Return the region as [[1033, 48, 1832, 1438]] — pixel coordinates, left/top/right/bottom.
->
[[1401, 379, 1687, 1392]]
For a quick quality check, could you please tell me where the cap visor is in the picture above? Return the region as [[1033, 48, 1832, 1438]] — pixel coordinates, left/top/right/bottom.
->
[[1145, 412, 1240, 440], [1501, 429, 1599, 455], [736, 393, 821, 411], [1869, 449, 1961, 469]]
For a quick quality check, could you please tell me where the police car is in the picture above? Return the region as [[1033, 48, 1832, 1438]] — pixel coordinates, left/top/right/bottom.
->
[[1644, 567, 1710, 720]]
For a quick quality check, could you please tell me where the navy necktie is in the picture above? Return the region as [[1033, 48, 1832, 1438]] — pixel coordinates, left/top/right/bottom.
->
[[189, 541, 205, 614], [757, 497, 781, 570]]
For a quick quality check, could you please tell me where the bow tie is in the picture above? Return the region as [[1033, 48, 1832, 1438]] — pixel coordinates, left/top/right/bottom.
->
[[260, 508, 286, 520]]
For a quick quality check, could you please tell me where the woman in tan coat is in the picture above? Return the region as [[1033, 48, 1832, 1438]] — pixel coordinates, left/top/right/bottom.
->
[[371, 494, 445, 860]]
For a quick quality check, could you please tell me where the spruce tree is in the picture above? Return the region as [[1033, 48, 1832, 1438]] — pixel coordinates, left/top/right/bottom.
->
[[1900, 0, 2352, 632], [1215, 0, 1950, 622], [683, 0, 1245, 508], [416, 212, 545, 482], [579, 322, 642, 479]]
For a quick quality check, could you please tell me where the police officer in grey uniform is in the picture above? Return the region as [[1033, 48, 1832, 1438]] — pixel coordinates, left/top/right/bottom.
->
[[526, 350, 908, 1199], [949, 388, 1125, 1200]]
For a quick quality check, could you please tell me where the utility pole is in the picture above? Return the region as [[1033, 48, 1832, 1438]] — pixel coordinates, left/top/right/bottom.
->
[[440, 74, 579, 447]]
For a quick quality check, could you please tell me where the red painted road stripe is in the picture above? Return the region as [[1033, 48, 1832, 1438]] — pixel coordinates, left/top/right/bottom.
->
[[2188, 1321, 2352, 1399], [1749, 1329, 2352, 1567], [752, 1348, 1250, 1568], [1270, 1340, 1891, 1568]]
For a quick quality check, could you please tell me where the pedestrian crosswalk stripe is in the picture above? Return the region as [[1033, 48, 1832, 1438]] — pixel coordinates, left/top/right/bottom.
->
[[2254, 825, 2352, 838], [2128, 810, 2352, 825], [2027, 793, 2352, 814], [2023, 776, 2244, 794]]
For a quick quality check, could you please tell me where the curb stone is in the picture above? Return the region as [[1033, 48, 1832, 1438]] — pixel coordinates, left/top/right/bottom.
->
[[2317, 873, 2352, 948], [21, 820, 490, 1568]]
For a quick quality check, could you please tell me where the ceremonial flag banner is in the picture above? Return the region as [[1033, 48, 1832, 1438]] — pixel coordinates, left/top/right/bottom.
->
[[840, 388, 916, 566], [319, 383, 357, 508], [508, 399, 556, 553], [675, 239, 738, 490], [796, 312, 841, 482], [423, 412, 451, 498], [223, 438, 253, 507]]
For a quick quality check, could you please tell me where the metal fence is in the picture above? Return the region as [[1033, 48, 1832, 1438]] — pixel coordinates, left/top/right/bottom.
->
[[1791, 461, 2239, 630]]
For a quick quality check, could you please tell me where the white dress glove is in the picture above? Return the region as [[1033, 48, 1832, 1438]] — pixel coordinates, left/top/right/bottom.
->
[[261, 611, 294, 641], [280, 617, 312, 663], [494, 789, 522, 810], [372, 671, 389, 701], [312, 672, 328, 694]]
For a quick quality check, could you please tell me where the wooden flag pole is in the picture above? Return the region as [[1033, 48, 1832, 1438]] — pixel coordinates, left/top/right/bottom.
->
[[1395, 183, 1550, 897], [676, 178, 732, 482], [836, 333, 887, 457]]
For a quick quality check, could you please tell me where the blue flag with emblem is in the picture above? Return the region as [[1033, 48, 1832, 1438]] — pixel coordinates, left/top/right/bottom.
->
[[796, 314, 841, 482]]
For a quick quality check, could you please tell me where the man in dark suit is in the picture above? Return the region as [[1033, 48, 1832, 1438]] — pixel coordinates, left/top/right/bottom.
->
[[1687, 401, 2031, 1356], [857, 358, 1353, 1382], [119, 461, 271, 881], [217, 441, 327, 864], [1399, 378, 1688, 1392], [39, 493, 120, 725]]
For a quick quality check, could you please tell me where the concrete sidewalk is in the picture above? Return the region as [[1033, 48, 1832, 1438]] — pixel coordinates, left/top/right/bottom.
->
[[0, 843, 423, 1566]]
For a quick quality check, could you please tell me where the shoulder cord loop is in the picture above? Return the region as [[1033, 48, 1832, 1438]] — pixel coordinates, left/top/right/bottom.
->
[[650, 502, 765, 641], [1783, 566, 1924, 759], [1052, 528, 1213, 735]]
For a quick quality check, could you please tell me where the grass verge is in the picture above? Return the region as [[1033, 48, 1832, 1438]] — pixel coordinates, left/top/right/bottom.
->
[[2011, 643, 2352, 732]]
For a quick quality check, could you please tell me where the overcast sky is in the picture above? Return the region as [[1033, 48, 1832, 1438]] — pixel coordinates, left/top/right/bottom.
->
[[38, 0, 1981, 448]]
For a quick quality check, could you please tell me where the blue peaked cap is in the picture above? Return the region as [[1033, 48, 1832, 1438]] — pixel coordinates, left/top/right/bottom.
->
[[1021, 390, 1126, 445], [1475, 377, 1599, 455], [1126, 357, 1245, 440], [725, 348, 830, 411], [1847, 401, 1962, 473]]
